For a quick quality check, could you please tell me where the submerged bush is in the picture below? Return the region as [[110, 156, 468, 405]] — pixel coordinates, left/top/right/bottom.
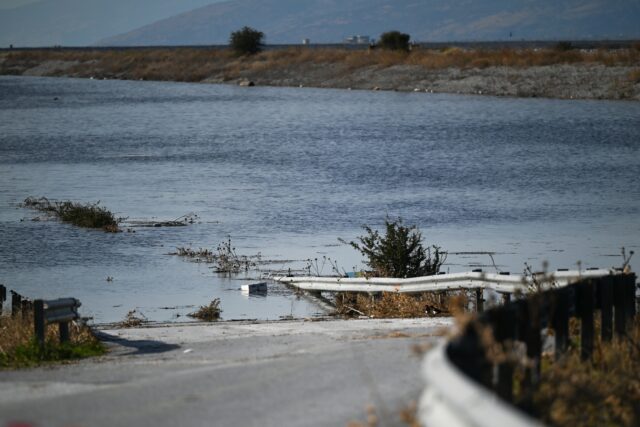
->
[[22, 196, 119, 232], [378, 31, 411, 51], [188, 299, 222, 321], [342, 217, 446, 278]]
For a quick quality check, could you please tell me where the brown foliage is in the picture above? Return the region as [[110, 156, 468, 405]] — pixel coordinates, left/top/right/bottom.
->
[[334, 290, 466, 318]]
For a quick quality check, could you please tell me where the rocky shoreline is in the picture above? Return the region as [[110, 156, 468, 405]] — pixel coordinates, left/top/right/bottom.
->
[[1, 50, 639, 100]]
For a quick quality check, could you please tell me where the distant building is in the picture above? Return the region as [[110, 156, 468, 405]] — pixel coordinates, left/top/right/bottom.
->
[[344, 35, 370, 45], [302, 38, 310, 45]]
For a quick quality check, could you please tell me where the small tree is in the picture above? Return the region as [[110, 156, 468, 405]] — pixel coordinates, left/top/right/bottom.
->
[[378, 31, 411, 51], [229, 26, 264, 55], [342, 217, 446, 278]]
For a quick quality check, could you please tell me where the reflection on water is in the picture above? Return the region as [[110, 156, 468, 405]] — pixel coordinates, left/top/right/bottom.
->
[[0, 76, 638, 323]]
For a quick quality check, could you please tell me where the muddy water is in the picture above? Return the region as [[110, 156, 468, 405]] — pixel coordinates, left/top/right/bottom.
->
[[1, 76, 639, 323]]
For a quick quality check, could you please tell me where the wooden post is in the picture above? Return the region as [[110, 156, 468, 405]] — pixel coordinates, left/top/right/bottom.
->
[[33, 300, 45, 348], [11, 291, 22, 317], [494, 308, 515, 402], [578, 281, 594, 361], [553, 288, 570, 359], [624, 274, 636, 320], [502, 293, 511, 305], [613, 275, 627, 336], [475, 289, 484, 313], [600, 277, 613, 342], [0, 284, 5, 313], [59, 322, 70, 343], [21, 299, 32, 321], [526, 298, 541, 381]]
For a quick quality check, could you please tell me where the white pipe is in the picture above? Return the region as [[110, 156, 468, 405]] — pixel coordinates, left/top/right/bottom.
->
[[273, 269, 616, 294]]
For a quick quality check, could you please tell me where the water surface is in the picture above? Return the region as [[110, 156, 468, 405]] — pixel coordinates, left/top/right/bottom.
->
[[1, 76, 638, 322]]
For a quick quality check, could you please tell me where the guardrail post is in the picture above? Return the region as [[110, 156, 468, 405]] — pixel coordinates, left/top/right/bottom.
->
[[552, 288, 570, 359], [475, 289, 484, 312], [613, 275, 627, 336], [494, 307, 516, 403], [577, 281, 595, 361], [599, 277, 614, 342], [34, 300, 45, 348], [11, 291, 22, 317], [0, 284, 6, 313], [624, 274, 636, 320], [59, 322, 70, 343]]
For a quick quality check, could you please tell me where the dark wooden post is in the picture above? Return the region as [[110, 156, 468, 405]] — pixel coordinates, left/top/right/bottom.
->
[[624, 274, 636, 320], [475, 289, 484, 312], [11, 291, 22, 317], [599, 277, 614, 342], [0, 284, 6, 313], [502, 293, 511, 305], [59, 322, 70, 343], [553, 288, 570, 359], [577, 281, 594, 361], [526, 297, 542, 380], [613, 275, 627, 336], [33, 300, 45, 348], [494, 307, 516, 402]]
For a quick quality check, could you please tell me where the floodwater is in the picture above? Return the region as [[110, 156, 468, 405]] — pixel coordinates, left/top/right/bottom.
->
[[0, 76, 639, 323]]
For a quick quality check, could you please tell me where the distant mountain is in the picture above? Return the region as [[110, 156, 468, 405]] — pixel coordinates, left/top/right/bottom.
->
[[0, 0, 224, 47], [98, 0, 640, 46]]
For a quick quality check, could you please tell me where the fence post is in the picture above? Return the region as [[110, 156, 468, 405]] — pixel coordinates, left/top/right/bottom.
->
[[59, 322, 70, 343], [613, 275, 627, 336], [33, 300, 45, 348], [494, 307, 516, 402], [599, 277, 614, 342], [502, 293, 511, 305], [552, 287, 570, 359], [21, 299, 32, 321], [577, 281, 595, 361], [624, 274, 637, 320], [475, 289, 484, 312], [0, 284, 6, 313], [11, 291, 22, 317]]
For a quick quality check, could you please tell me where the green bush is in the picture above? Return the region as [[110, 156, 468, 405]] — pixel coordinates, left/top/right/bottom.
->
[[378, 31, 411, 51], [342, 217, 446, 278], [229, 26, 265, 55]]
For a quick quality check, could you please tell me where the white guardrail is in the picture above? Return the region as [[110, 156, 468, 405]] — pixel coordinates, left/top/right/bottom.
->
[[419, 342, 544, 427], [273, 268, 615, 294]]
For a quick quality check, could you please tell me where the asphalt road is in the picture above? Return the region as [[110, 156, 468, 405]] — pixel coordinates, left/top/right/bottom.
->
[[0, 318, 452, 427]]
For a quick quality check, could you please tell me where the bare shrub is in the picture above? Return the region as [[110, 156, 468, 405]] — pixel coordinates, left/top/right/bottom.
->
[[188, 299, 222, 321]]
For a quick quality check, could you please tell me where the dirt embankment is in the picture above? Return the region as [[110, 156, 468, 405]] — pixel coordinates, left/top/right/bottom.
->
[[1, 47, 639, 100]]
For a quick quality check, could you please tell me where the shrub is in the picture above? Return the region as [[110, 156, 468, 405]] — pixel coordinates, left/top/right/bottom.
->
[[341, 217, 446, 278], [22, 196, 119, 232], [378, 31, 411, 51], [188, 299, 222, 321], [229, 26, 264, 55], [554, 41, 574, 51]]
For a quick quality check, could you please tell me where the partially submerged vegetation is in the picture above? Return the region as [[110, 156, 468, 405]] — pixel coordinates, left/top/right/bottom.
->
[[341, 217, 446, 278], [22, 196, 119, 232], [0, 314, 105, 369], [188, 298, 222, 321]]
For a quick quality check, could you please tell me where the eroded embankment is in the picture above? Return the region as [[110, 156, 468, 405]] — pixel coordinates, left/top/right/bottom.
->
[[1, 47, 639, 100]]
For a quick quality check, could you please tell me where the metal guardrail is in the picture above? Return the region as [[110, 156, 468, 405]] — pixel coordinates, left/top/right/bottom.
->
[[274, 268, 615, 294], [418, 273, 637, 427], [33, 298, 82, 347]]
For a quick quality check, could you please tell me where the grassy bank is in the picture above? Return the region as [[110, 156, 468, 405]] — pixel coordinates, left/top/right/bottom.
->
[[2, 46, 639, 99], [0, 315, 105, 369]]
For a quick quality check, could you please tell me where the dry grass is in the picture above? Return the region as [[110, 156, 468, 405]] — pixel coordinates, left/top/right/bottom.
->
[[533, 316, 640, 427], [0, 314, 104, 368], [2, 46, 639, 83], [334, 290, 468, 318], [629, 68, 640, 83], [187, 298, 222, 321]]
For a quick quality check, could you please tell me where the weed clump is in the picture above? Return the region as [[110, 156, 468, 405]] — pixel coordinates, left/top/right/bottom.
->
[[334, 291, 464, 318], [117, 310, 147, 328], [22, 196, 119, 232], [188, 298, 222, 321], [0, 315, 105, 369]]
